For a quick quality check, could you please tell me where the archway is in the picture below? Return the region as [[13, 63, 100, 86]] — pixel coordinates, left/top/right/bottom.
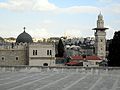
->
[[43, 63, 48, 66]]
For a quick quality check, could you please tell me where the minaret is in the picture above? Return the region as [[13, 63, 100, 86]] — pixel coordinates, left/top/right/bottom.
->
[[93, 13, 108, 59]]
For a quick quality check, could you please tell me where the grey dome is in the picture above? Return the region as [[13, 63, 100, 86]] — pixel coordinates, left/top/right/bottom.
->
[[16, 30, 33, 43]]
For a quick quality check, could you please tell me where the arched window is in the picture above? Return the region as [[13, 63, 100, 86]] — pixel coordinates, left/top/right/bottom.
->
[[43, 63, 48, 66]]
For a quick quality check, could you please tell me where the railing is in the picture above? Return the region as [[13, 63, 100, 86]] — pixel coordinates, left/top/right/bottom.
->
[[0, 66, 120, 75]]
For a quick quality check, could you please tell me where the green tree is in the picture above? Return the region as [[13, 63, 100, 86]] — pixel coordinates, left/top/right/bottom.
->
[[57, 39, 65, 57], [108, 31, 120, 66]]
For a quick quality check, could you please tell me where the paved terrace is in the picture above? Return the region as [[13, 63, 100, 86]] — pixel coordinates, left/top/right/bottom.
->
[[0, 66, 120, 90]]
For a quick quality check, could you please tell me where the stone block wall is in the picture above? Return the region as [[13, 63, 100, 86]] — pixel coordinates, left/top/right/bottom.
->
[[0, 49, 27, 65]]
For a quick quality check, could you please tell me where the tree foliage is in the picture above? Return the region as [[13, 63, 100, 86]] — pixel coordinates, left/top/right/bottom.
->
[[57, 39, 65, 57], [108, 31, 120, 66]]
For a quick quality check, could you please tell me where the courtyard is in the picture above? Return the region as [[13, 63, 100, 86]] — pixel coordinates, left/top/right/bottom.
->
[[0, 67, 120, 90]]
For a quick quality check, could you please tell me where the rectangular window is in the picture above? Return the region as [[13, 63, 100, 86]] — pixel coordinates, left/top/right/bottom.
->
[[47, 50, 52, 55], [50, 50, 52, 55], [33, 50, 35, 55], [16, 57, 19, 60], [33, 50, 37, 55], [47, 50, 49, 55], [35, 50, 37, 55]]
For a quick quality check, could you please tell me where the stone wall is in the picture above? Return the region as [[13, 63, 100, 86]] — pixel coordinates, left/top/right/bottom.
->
[[0, 66, 120, 75], [0, 49, 27, 65]]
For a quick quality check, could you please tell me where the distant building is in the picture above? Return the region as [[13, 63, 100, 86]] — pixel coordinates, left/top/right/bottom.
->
[[63, 36, 95, 57], [93, 13, 108, 59], [65, 55, 102, 67], [65, 44, 94, 57], [0, 13, 109, 66], [4, 37, 16, 43], [29, 43, 55, 66], [49, 37, 60, 42], [0, 27, 56, 66], [0, 37, 5, 43]]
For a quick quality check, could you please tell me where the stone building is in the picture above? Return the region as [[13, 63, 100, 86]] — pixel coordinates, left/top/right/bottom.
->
[[29, 43, 55, 66], [0, 43, 28, 65], [0, 27, 56, 66], [64, 13, 109, 60], [66, 55, 102, 67], [93, 13, 108, 59], [0, 13, 108, 66]]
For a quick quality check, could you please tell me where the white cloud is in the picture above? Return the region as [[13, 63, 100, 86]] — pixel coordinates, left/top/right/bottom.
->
[[33, 0, 57, 11], [30, 28, 52, 38], [28, 20, 55, 38], [106, 26, 115, 39], [65, 29, 82, 38], [43, 20, 53, 24], [0, 0, 57, 11], [113, 20, 120, 24], [110, 4, 120, 14], [98, 0, 112, 3], [57, 6, 99, 14], [100, 3, 120, 14], [97, 0, 120, 14], [0, 0, 33, 11], [0, 0, 99, 13]]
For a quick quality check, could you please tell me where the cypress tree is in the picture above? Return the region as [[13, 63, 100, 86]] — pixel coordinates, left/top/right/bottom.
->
[[108, 31, 120, 66], [57, 39, 65, 57]]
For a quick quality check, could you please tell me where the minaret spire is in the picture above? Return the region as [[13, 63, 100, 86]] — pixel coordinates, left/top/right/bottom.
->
[[97, 12, 104, 28], [92, 13, 108, 59]]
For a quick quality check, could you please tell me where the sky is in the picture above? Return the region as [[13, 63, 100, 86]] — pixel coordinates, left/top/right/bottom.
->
[[0, 0, 120, 39]]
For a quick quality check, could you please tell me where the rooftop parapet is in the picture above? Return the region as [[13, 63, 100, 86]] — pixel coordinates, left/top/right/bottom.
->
[[0, 42, 27, 50]]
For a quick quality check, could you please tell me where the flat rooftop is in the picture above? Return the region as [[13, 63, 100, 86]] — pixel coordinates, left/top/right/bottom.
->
[[0, 67, 120, 90]]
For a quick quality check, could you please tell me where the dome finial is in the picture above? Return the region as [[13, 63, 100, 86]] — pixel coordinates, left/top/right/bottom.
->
[[99, 11, 102, 16], [98, 10, 102, 15], [98, 9, 101, 14], [23, 27, 26, 32], [100, 11, 101, 15]]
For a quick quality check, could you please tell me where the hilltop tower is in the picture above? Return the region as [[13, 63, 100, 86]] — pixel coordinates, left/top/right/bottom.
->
[[93, 13, 108, 59]]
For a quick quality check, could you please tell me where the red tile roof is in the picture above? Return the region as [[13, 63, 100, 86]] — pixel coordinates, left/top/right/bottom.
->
[[70, 55, 102, 60], [65, 61, 80, 65], [71, 55, 83, 60], [86, 56, 101, 60]]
